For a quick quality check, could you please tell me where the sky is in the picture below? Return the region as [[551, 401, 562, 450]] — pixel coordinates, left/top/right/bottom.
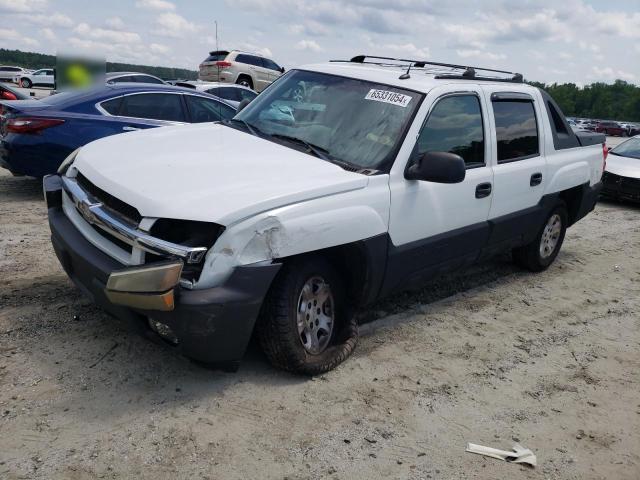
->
[[0, 0, 639, 85]]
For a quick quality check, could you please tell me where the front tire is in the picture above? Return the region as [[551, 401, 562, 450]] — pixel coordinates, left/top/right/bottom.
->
[[257, 256, 358, 375], [513, 203, 568, 272], [20, 78, 32, 88]]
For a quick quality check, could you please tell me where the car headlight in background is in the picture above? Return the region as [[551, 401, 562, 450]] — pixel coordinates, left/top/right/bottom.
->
[[57, 148, 80, 175]]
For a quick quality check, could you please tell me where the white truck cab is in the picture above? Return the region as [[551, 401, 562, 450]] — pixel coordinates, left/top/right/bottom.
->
[[45, 55, 605, 374]]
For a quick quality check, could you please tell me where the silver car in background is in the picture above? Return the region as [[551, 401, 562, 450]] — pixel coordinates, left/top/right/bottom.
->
[[174, 80, 257, 108]]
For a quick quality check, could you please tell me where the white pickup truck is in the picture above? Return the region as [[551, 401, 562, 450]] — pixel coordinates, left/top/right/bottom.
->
[[44, 55, 605, 374]]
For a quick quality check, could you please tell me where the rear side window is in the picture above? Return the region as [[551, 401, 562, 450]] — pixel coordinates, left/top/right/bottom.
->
[[416, 94, 485, 168], [185, 95, 236, 123], [236, 54, 263, 67], [100, 97, 122, 115], [120, 93, 186, 122], [492, 100, 539, 162], [217, 87, 241, 102]]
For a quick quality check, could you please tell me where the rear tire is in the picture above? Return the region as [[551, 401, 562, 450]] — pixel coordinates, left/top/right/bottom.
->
[[20, 78, 32, 88], [236, 75, 253, 90], [257, 256, 358, 375], [513, 203, 568, 272]]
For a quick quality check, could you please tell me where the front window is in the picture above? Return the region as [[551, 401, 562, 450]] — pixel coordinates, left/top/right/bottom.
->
[[610, 138, 640, 160], [233, 69, 422, 171], [416, 94, 484, 168]]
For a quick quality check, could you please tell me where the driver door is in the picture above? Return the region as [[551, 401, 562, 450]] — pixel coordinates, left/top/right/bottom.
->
[[385, 86, 494, 291]]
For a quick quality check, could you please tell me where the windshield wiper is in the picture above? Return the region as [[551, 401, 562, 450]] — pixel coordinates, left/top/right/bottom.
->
[[269, 133, 377, 173], [269, 133, 331, 161], [223, 118, 262, 137]]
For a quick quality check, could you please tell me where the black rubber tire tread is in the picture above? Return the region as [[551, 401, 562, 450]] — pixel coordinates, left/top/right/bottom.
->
[[257, 256, 358, 375], [513, 202, 568, 272], [236, 75, 253, 90]]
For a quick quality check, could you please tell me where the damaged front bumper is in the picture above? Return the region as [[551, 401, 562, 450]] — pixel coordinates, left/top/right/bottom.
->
[[45, 175, 281, 369]]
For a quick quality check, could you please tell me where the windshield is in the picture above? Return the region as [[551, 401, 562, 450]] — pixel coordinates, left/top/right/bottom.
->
[[611, 137, 640, 160], [234, 69, 423, 170]]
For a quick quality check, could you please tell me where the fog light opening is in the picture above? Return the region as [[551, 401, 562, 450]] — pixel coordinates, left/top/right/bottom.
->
[[148, 318, 179, 346]]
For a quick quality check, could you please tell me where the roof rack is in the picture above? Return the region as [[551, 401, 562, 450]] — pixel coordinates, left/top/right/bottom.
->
[[330, 55, 523, 83]]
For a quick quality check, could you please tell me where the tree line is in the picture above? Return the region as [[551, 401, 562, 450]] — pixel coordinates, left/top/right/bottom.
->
[[528, 79, 640, 122], [0, 48, 197, 81]]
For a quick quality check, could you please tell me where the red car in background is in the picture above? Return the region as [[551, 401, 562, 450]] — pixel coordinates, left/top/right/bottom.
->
[[595, 121, 626, 136]]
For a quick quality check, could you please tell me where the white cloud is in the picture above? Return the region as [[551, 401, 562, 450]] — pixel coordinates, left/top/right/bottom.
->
[[590, 67, 636, 82], [0, 0, 46, 13], [383, 43, 430, 59], [22, 12, 74, 28], [40, 27, 56, 41], [74, 23, 141, 43], [238, 42, 273, 58], [153, 12, 201, 38], [135, 0, 175, 11], [105, 16, 125, 30], [456, 49, 506, 61], [295, 39, 323, 52], [0, 27, 39, 47], [150, 43, 170, 54]]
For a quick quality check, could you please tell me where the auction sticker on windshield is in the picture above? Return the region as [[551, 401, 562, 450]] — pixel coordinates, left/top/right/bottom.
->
[[365, 89, 412, 107]]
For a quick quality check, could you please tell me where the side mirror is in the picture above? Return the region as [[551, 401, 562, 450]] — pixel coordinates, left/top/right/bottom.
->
[[405, 151, 466, 183], [237, 98, 251, 113], [280, 67, 285, 73]]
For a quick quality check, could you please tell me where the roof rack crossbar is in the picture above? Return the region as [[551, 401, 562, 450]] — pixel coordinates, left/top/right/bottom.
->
[[330, 55, 523, 83]]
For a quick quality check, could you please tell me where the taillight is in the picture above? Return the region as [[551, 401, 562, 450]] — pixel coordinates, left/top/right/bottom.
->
[[0, 91, 17, 100], [215, 61, 232, 68], [7, 117, 65, 134], [602, 143, 608, 171]]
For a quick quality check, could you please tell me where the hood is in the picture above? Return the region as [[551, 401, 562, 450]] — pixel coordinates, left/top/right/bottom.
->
[[73, 123, 369, 225], [606, 153, 640, 179]]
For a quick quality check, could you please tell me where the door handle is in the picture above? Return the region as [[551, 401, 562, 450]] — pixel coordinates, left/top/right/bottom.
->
[[530, 172, 543, 186], [122, 126, 141, 131], [475, 182, 492, 199]]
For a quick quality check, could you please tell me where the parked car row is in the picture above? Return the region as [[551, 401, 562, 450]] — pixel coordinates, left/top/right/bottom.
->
[[569, 117, 640, 136], [0, 83, 237, 177]]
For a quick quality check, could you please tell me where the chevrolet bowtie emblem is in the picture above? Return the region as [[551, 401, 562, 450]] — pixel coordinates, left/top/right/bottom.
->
[[77, 199, 102, 224]]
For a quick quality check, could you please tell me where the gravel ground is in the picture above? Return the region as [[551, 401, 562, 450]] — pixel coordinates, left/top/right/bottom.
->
[[0, 166, 639, 480]]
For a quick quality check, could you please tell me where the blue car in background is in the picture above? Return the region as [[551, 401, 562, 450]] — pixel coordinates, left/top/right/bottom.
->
[[0, 84, 237, 177]]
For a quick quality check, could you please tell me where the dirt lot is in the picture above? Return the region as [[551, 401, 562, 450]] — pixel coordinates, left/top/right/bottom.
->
[[0, 167, 639, 480]]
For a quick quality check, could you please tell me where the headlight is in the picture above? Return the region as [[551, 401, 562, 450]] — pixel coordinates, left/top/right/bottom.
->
[[57, 148, 80, 175], [149, 219, 225, 283]]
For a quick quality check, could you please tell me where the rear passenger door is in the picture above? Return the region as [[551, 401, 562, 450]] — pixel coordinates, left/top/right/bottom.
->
[[483, 88, 546, 249]]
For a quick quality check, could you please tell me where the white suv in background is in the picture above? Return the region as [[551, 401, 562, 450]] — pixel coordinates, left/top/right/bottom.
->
[[0, 66, 32, 83], [198, 50, 284, 92], [18, 68, 54, 88]]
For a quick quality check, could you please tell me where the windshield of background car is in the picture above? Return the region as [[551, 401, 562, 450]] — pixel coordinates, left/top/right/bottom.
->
[[234, 69, 423, 170], [611, 137, 640, 159]]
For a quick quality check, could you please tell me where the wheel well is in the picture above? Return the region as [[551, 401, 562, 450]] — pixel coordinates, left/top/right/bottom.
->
[[558, 184, 584, 226], [236, 74, 252, 84], [277, 242, 374, 309]]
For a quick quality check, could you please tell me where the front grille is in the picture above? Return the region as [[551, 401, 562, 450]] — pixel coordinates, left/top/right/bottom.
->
[[76, 172, 142, 225]]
